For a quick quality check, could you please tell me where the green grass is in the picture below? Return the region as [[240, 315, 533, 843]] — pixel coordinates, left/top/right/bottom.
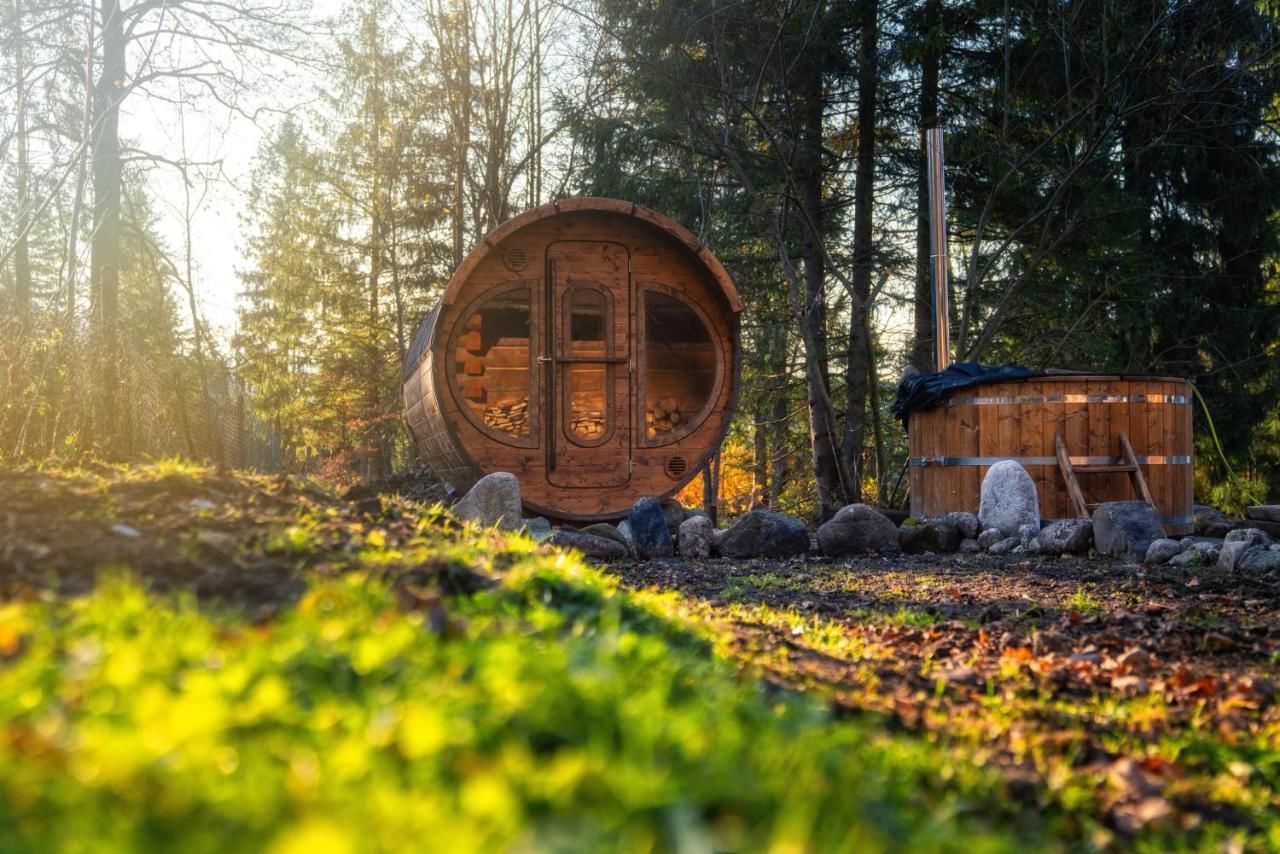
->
[[0, 503, 1040, 853], [1067, 587, 1104, 616], [2, 466, 1275, 852]]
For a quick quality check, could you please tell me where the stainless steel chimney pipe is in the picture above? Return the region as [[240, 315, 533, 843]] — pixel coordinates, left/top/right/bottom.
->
[[924, 123, 951, 371]]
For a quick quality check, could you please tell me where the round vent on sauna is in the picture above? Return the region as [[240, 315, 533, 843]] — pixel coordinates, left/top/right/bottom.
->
[[664, 456, 688, 479], [503, 248, 528, 272]]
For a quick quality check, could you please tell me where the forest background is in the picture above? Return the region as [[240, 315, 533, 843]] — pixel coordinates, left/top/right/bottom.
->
[[3, 0, 1279, 522]]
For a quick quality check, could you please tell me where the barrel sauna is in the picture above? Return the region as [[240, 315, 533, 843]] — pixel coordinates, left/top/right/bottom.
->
[[908, 375, 1194, 535], [402, 198, 742, 521]]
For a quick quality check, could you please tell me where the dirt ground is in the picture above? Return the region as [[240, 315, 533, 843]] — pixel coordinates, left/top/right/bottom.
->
[[605, 550, 1280, 837]]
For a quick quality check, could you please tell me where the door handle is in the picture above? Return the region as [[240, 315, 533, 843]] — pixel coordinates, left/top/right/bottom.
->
[[537, 355, 554, 363]]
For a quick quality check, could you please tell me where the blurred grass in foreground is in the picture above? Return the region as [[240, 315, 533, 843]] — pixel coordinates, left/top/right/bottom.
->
[[0, 466, 1035, 852]]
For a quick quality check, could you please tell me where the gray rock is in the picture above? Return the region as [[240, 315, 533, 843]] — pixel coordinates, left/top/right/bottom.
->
[[1246, 505, 1280, 523], [547, 529, 628, 561], [677, 515, 714, 559], [581, 523, 636, 557], [1168, 548, 1208, 568], [628, 497, 674, 558], [978, 461, 1040, 536], [898, 519, 962, 555], [988, 536, 1021, 556], [716, 510, 810, 559], [944, 511, 981, 540], [959, 538, 981, 554], [1018, 522, 1041, 548], [817, 504, 901, 557], [683, 508, 710, 523], [1218, 540, 1250, 572], [1035, 519, 1093, 556], [1238, 545, 1280, 574], [1145, 538, 1184, 565], [1184, 539, 1221, 563], [660, 499, 686, 536], [977, 527, 1005, 550], [1225, 527, 1273, 548], [452, 472, 523, 530], [522, 516, 553, 543], [616, 519, 636, 549], [1181, 536, 1225, 549], [1194, 504, 1232, 538], [1092, 501, 1166, 561]]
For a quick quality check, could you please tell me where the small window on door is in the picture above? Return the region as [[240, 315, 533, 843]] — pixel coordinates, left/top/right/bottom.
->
[[643, 290, 716, 443], [451, 286, 533, 443], [564, 287, 612, 444]]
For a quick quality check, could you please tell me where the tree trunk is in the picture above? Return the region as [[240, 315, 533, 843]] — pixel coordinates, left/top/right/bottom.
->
[[911, 0, 940, 372], [866, 312, 886, 501], [450, 1, 471, 267], [64, 0, 96, 334], [12, 0, 32, 329], [767, 392, 789, 507], [366, 27, 388, 479], [751, 400, 768, 508], [91, 0, 125, 453], [843, 0, 879, 502], [702, 451, 719, 526], [796, 53, 847, 521]]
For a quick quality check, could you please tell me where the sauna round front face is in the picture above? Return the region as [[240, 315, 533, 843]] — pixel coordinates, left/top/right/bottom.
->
[[908, 375, 1194, 535], [402, 198, 742, 521]]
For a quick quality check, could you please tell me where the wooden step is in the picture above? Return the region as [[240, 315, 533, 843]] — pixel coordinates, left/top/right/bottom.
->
[[1055, 431, 1162, 534]]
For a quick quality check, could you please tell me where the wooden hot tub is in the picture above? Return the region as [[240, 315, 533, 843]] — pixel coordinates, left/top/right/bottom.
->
[[907, 375, 1194, 535]]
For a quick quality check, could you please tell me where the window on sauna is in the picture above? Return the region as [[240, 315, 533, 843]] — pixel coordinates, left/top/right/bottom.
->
[[455, 288, 531, 440], [566, 288, 609, 442], [643, 291, 715, 442]]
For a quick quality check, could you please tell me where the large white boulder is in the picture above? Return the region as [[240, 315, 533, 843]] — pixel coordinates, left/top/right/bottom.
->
[[978, 461, 1040, 537]]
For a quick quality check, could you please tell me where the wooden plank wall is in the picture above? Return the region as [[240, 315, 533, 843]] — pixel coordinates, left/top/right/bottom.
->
[[909, 377, 1193, 531]]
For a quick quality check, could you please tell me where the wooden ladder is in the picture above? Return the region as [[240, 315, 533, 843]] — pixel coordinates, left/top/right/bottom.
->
[[1054, 431, 1157, 520]]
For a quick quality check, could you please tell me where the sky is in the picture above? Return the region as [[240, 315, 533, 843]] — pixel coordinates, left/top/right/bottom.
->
[[134, 99, 264, 343], [124, 0, 335, 346]]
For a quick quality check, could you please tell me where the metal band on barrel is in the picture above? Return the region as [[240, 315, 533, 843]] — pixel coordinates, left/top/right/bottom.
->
[[909, 455, 1192, 467], [943, 394, 1188, 406], [1160, 515, 1194, 526]]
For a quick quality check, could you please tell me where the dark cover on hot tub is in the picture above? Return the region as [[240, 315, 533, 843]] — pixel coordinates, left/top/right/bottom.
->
[[892, 362, 1037, 426]]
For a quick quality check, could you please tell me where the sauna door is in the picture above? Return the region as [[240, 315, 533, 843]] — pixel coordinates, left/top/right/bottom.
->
[[544, 242, 632, 488]]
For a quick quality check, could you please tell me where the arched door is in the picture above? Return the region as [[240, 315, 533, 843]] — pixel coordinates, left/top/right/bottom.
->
[[544, 241, 632, 488]]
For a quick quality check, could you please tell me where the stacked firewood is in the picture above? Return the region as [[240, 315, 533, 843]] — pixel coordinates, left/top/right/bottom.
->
[[483, 398, 529, 435], [571, 407, 606, 439], [645, 397, 682, 439]]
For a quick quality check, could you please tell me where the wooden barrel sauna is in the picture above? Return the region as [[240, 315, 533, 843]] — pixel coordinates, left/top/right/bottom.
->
[[402, 197, 742, 521], [907, 375, 1194, 535]]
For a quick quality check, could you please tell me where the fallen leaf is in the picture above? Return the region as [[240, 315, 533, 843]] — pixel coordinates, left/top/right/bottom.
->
[[1108, 757, 1164, 797], [1117, 647, 1155, 675], [1001, 645, 1035, 663], [1111, 675, 1149, 693], [1111, 796, 1174, 833]]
